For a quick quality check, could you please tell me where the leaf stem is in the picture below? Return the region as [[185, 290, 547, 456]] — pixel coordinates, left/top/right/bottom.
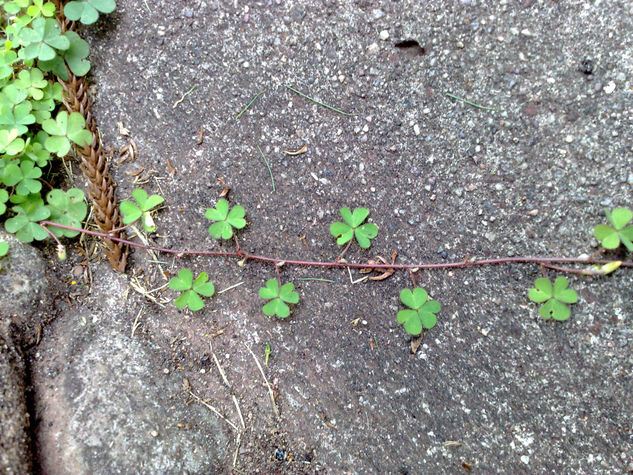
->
[[336, 240, 353, 262], [39, 221, 633, 274]]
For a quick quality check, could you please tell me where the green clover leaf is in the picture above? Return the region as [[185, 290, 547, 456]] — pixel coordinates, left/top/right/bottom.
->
[[119, 188, 164, 232], [14, 68, 48, 100], [39, 31, 91, 80], [27, 0, 56, 18], [594, 207, 633, 251], [259, 279, 299, 318], [3, 0, 30, 15], [2, 84, 29, 106], [42, 111, 92, 157], [0, 128, 26, 155], [0, 50, 18, 81], [397, 287, 441, 336], [30, 83, 63, 123], [205, 198, 246, 239], [18, 18, 69, 61], [330, 207, 378, 249], [64, 0, 116, 25], [0, 241, 8, 258], [2, 159, 42, 195], [169, 269, 215, 311], [4, 194, 51, 242], [46, 188, 87, 237], [22, 140, 52, 167], [0, 189, 8, 215], [528, 277, 578, 321], [0, 98, 35, 135]]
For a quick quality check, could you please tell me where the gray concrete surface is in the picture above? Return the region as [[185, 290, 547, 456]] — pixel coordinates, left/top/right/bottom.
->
[[17, 0, 633, 473]]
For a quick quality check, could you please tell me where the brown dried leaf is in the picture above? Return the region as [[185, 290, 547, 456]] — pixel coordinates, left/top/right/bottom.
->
[[166, 158, 176, 175], [283, 145, 307, 155], [410, 334, 423, 354], [369, 268, 394, 281], [118, 121, 130, 136], [197, 125, 204, 145]]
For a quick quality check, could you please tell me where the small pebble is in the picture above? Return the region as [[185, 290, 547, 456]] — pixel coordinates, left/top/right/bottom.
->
[[604, 81, 616, 94], [150, 430, 159, 437], [379, 30, 389, 41], [413, 124, 420, 135], [564, 135, 574, 143], [520, 28, 533, 37]]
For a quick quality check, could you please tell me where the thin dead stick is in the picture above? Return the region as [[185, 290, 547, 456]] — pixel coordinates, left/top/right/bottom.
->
[[39, 221, 633, 273], [232, 431, 242, 468], [245, 344, 279, 419], [217, 281, 245, 294], [210, 342, 246, 430], [188, 391, 239, 431], [130, 309, 142, 338]]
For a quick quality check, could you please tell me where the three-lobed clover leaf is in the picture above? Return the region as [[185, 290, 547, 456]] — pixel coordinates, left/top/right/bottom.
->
[[2, 0, 30, 15], [205, 198, 246, 239], [120, 188, 164, 232], [330, 207, 378, 249], [2, 159, 42, 195], [0, 88, 35, 135], [528, 277, 578, 321], [169, 269, 215, 311], [39, 31, 91, 80], [22, 140, 52, 167], [30, 83, 63, 122], [4, 194, 51, 242], [18, 17, 69, 61], [46, 188, 87, 237], [42, 110, 92, 157], [14, 68, 48, 100], [0, 50, 18, 81], [27, 0, 56, 18], [397, 287, 441, 336], [259, 279, 299, 318], [0, 128, 26, 155], [594, 207, 633, 251], [64, 0, 116, 25]]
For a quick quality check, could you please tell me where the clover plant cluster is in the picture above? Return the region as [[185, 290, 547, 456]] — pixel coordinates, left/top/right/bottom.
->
[[0, 0, 116, 243], [160, 199, 632, 337]]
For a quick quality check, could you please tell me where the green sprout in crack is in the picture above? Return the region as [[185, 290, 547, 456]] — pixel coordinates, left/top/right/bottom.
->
[[120, 188, 164, 233], [205, 198, 246, 240], [169, 269, 215, 312], [397, 287, 441, 336], [259, 279, 299, 318], [329, 207, 378, 249], [594, 207, 633, 251], [528, 277, 578, 321]]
